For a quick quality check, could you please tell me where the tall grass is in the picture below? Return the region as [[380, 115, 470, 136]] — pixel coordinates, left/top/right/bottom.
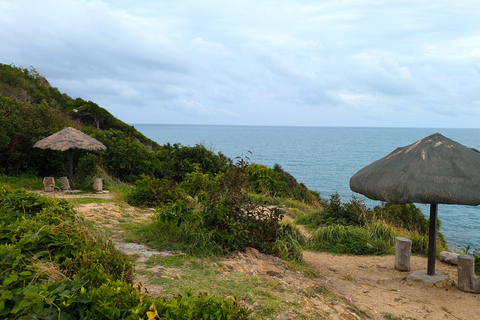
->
[[126, 215, 226, 256], [0, 174, 44, 190], [308, 222, 395, 255]]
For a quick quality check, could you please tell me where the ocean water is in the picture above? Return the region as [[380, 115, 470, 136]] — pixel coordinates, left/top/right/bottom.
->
[[134, 124, 480, 251]]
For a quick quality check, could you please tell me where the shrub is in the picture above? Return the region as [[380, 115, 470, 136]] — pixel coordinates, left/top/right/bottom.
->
[[371, 203, 429, 234], [247, 163, 320, 204], [165, 156, 287, 255], [0, 185, 252, 319], [125, 175, 186, 207]]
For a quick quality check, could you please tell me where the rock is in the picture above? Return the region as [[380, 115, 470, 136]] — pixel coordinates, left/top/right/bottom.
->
[[439, 251, 459, 265]]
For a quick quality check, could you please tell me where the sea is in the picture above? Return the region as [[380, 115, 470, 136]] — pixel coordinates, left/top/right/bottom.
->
[[133, 124, 480, 251]]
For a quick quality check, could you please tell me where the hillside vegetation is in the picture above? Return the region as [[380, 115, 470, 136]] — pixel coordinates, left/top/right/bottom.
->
[[1, 63, 463, 319]]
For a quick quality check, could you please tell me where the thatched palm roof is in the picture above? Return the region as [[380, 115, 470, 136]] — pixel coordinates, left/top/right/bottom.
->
[[33, 127, 106, 151], [350, 133, 480, 205]]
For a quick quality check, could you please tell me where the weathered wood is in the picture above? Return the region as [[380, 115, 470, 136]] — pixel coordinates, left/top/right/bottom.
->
[[439, 251, 459, 265], [59, 177, 71, 191], [43, 177, 55, 192], [93, 178, 103, 193], [457, 255, 480, 293], [395, 237, 412, 271]]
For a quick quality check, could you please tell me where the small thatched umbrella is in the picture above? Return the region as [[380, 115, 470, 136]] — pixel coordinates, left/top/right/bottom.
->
[[33, 127, 106, 190], [350, 133, 480, 275]]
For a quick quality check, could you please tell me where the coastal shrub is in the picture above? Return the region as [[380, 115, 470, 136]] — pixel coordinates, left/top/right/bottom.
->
[[0, 95, 72, 176], [152, 289, 252, 319], [248, 163, 320, 204], [371, 203, 429, 234], [156, 143, 232, 182], [0, 185, 251, 318], [88, 128, 161, 182], [298, 193, 366, 228], [124, 175, 186, 207], [162, 156, 288, 256]]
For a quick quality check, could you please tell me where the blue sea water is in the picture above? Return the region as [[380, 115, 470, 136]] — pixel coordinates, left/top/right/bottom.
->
[[134, 124, 480, 251]]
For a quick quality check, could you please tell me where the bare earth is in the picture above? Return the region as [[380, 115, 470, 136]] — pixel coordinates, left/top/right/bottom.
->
[[40, 191, 480, 319]]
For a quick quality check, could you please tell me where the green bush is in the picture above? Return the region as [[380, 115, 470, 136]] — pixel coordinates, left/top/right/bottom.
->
[[247, 163, 320, 204], [125, 175, 186, 207], [160, 156, 289, 257], [0, 185, 252, 319], [371, 203, 429, 234]]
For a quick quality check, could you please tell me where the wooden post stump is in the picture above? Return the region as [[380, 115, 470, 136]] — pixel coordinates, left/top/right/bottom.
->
[[458, 255, 480, 293], [43, 177, 55, 192], [93, 178, 103, 193], [395, 237, 412, 271], [59, 177, 71, 191]]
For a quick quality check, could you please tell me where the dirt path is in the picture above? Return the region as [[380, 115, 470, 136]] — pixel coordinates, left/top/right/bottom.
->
[[303, 251, 479, 319]]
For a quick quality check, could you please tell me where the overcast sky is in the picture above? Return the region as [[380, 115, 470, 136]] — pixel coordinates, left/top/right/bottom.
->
[[1, 0, 480, 127]]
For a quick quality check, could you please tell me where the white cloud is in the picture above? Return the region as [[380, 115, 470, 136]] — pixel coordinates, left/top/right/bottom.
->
[[1, 0, 480, 127]]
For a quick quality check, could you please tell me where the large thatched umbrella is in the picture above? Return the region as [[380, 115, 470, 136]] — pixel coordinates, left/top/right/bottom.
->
[[33, 127, 106, 190], [350, 133, 480, 276]]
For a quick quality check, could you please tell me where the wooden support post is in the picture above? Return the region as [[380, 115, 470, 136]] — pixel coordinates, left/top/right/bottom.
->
[[395, 237, 412, 271], [427, 203, 438, 275], [458, 255, 480, 293], [69, 148, 75, 190]]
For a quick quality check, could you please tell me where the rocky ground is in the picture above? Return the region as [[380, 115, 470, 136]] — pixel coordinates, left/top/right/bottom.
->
[[40, 191, 480, 319]]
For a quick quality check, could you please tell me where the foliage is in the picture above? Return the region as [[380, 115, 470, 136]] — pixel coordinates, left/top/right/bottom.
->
[[68, 98, 158, 150], [151, 288, 251, 319], [0, 185, 251, 318], [142, 156, 303, 260], [322, 193, 366, 226], [166, 156, 284, 253], [370, 202, 429, 234], [308, 222, 395, 255], [272, 221, 306, 262], [125, 175, 187, 207], [248, 163, 320, 204], [0, 94, 73, 175], [297, 193, 366, 227], [131, 216, 226, 256], [0, 174, 44, 190], [0, 64, 70, 108], [156, 143, 232, 182]]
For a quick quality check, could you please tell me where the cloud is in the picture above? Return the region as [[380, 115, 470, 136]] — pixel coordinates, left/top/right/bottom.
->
[[1, 0, 480, 127]]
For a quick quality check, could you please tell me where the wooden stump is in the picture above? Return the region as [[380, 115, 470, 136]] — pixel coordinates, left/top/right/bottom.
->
[[93, 178, 103, 193], [458, 255, 480, 293], [395, 237, 412, 271], [43, 177, 55, 192], [59, 177, 71, 191]]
